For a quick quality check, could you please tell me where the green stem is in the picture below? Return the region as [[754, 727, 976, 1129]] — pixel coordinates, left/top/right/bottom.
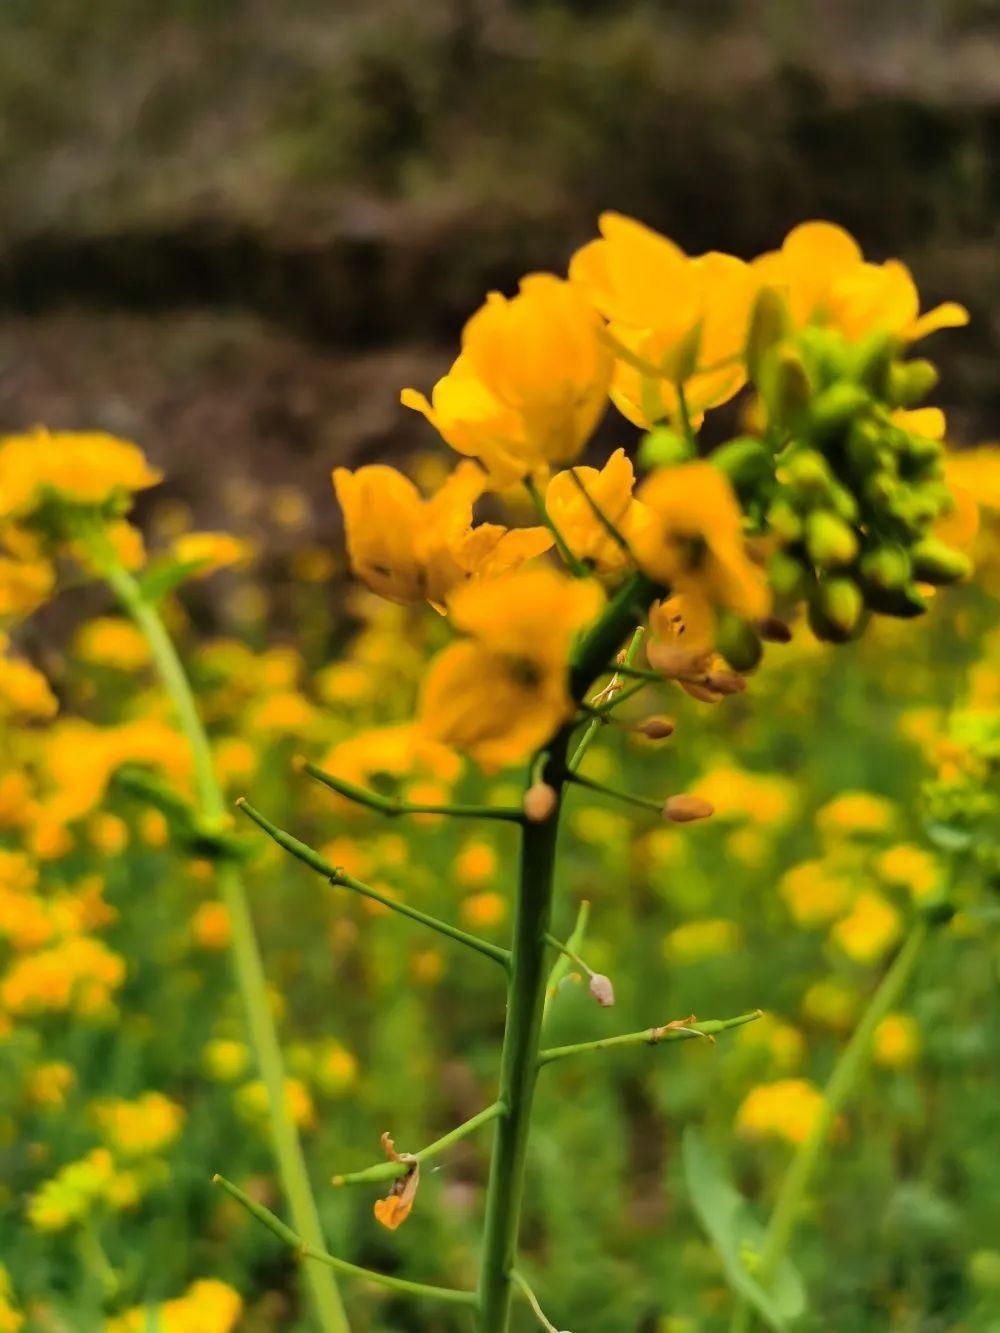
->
[[213, 1176, 476, 1307], [569, 626, 645, 772], [538, 1011, 762, 1068], [510, 1270, 562, 1333], [301, 761, 523, 823], [732, 923, 928, 1333], [477, 572, 659, 1333], [542, 899, 590, 1025], [99, 559, 350, 1333], [543, 932, 594, 978], [523, 475, 589, 577], [237, 799, 511, 970], [333, 1102, 507, 1186], [676, 383, 697, 452], [566, 771, 663, 815]]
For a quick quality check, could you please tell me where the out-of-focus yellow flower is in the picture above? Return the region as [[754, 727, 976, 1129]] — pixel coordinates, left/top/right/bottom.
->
[[634, 463, 769, 621], [403, 275, 612, 487], [235, 1077, 315, 1132], [213, 736, 258, 788], [689, 766, 795, 827], [0, 647, 58, 720], [454, 840, 498, 888], [313, 1041, 359, 1097], [1, 936, 125, 1016], [73, 618, 151, 671], [270, 485, 311, 529], [569, 213, 754, 428], [830, 890, 901, 964], [944, 446, 1000, 512], [780, 860, 852, 927], [801, 978, 860, 1032], [93, 1092, 184, 1158], [0, 429, 161, 521], [202, 1039, 250, 1083], [105, 1278, 242, 1333], [87, 813, 129, 855], [314, 661, 372, 707], [0, 555, 55, 621], [737, 1014, 805, 1072], [420, 568, 603, 771], [139, 809, 169, 848], [460, 891, 507, 929], [816, 791, 896, 840], [27, 1062, 75, 1110], [876, 843, 941, 903], [169, 532, 253, 577], [319, 724, 462, 813], [663, 918, 742, 963], [0, 773, 35, 830], [545, 448, 650, 573], [27, 1148, 116, 1232], [334, 461, 551, 608], [247, 690, 316, 737], [290, 545, 336, 583], [753, 221, 969, 343], [873, 1013, 920, 1069], [736, 1078, 826, 1146], [191, 901, 231, 951], [0, 1263, 23, 1333]]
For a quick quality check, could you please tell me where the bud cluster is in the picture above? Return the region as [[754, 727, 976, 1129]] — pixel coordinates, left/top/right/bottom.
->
[[710, 296, 971, 646]]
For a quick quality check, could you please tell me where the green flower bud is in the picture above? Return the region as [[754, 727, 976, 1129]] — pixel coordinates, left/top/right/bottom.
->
[[809, 577, 864, 642], [808, 382, 870, 444], [710, 438, 775, 500], [805, 512, 859, 568], [715, 610, 763, 673], [760, 346, 813, 432], [639, 428, 695, 471], [859, 544, 911, 592], [847, 422, 889, 479], [746, 286, 790, 382], [846, 331, 895, 395], [768, 549, 810, 600], [765, 497, 804, 543], [910, 536, 972, 586], [863, 580, 929, 618], [888, 358, 939, 407], [781, 449, 834, 499]]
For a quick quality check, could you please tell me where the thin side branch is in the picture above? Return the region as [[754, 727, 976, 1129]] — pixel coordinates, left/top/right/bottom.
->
[[333, 1102, 507, 1186], [213, 1175, 478, 1306], [537, 1010, 763, 1067], [300, 760, 523, 824], [523, 474, 589, 577], [570, 626, 646, 772], [566, 771, 663, 814], [236, 799, 511, 970], [510, 1269, 565, 1333], [542, 899, 590, 1025]]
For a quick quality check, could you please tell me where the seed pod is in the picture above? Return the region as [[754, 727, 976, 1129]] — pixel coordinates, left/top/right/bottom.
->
[[809, 577, 864, 642], [805, 512, 859, 569], [910, 536, 972, 586], [523, 782, 558, 823], [888, 358, 939, 408], [636, 715, 675, 740], [663, 794, 714, 824], [715, 610, 763, 672], [639, 428, 695, 471]]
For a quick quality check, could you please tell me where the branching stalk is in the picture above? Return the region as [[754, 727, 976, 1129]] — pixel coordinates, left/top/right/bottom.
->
[[332, 1102, 507, 1187], [301, 760, 523, 823], [538, 1010, 763, 1067]]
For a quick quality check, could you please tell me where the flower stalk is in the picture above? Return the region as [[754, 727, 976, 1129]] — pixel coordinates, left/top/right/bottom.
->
[[96, 556, 350, 1333]]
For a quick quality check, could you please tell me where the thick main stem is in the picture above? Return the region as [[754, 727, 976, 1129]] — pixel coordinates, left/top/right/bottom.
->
[[477, 733, 568, 1332], [101, 561, 349, 1333]]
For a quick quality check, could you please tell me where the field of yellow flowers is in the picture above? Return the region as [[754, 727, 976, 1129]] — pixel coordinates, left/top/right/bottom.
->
[[1, 218, 998, 1333]]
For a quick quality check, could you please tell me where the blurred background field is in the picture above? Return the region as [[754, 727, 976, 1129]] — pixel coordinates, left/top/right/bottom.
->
[[1, 3, 1000, 1332]]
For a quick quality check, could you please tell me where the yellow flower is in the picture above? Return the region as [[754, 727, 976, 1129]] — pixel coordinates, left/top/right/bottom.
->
[[454, 840, 498, 888], [570, 213, 754, 428], [105, 1279, 242, 1333], [0, 429, 161, 521], [73, 617, 151, 671], [420, 568, 603, 770], [873, 1013, 920, 1070], [830, 890, 901, 964], [235, 1077, 315, 1132], [333, 461, 551, 606], [816, 791, 896, 840], [736, 1078, 826, 1146], [87, 813, 129, 855], [753, 221, 968, 343], [93, 1092, 184, 1158], [876, 843, 941, 903], [169, 531, 253, 577], [460, 891, 507, 928], [319, 724, 462, 814], [801, 978, 859, 1032], [191, 901, 231, 951], [0, 645, 58, 720], [544, 448, 650, 573], [780, 860, 852, 927], [313, 1041, 359, 1097], [403, 275, 611, 487], [663, 918, 742, 964], [689, 765, 795, 827], [27, 1062, 75, 1109], [202, 1038, 250, 1083], [634, 463, 769, 620], [0, 555, 55, 621]]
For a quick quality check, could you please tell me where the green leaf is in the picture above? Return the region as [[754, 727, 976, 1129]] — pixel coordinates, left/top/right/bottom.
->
[[681, 1129, 806, 1330]]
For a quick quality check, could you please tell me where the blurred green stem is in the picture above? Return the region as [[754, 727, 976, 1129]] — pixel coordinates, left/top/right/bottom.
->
[[98, 556, 350, 1333], [731, 921, 928, 1333], [538, 1009, 762, 1067]]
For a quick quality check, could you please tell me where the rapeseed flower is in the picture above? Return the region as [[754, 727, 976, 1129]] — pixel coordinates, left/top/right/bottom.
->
[[544, 448, 649, 573], [736, 1078, 826, 1146], [0, 429, 160, 522]]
